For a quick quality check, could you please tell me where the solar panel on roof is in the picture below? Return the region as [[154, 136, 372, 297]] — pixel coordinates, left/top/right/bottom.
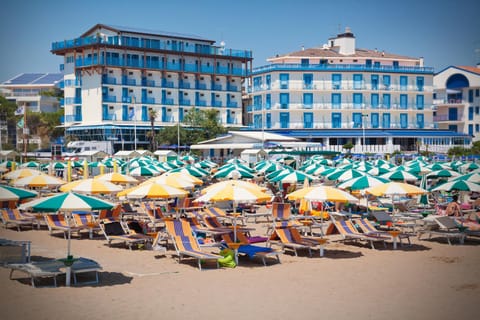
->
[[5, 73, 45, 84], [31, 73, 63, 84]]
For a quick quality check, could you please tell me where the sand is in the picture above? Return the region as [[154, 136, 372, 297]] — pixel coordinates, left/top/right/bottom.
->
[[1, 217, 479, 320]]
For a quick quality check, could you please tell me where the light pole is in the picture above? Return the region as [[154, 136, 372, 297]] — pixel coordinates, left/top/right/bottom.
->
[[133, 97, 137, 151], [362, 114, 368, 153]]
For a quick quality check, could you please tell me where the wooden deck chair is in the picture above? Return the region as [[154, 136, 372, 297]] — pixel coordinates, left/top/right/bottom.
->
[[99, 221, 150, 250], [44, 214, 84, 239], [329, 219, 388, 249], [1, 209, 35, 231], [270, 227, 326, 257], [221, 232, 280, 266], [164, 219, 222, 270], [72, 213, 101, 239], [98, 204, 122, 223], [354, 218, 411, 247]]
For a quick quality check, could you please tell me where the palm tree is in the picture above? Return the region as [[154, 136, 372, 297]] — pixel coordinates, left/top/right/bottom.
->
[[148, 109, 157, 151]]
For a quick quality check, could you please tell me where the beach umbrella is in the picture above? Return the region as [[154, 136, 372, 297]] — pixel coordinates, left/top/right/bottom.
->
[[269, 170, 315, 184], [379, 170, 419, 182], [431, 180, 480, 192], [144, 174, 195, 190], [128, 166, 161, 177], [0, 160, 19, 169], [194, 160, 218, 169], [265, 167, 294, 180], [426, 169, 461, 179], [451, 172, 480, 183], [20, 161, 41, 168], [163, 172, 203, 185], [417, 174, 429, 206], [458, 162, 479, 172], [426, 163, 448, 171], [0, 185, 38, 201], [213, 166, 255, 179], [325, 168, 367, 182], [3, 168, 43, 180], [366, 182, 427, 197], [18, 191, 115, 286], [59, 178, 124, 195], [94, 172, 139, 185], [170, 165, 209, 178], [286, 185, 359, 203], [13, 174, 67, 188], [336, 175, 390, 191], [200, 179, 266, 195], [118, 183, 188, 199]]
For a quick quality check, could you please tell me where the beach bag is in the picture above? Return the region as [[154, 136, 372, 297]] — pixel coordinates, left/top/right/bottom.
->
[[218, 248, 236, 268]]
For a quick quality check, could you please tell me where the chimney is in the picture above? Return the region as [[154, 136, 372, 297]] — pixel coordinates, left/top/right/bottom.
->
[[331, 26, 356, 55]]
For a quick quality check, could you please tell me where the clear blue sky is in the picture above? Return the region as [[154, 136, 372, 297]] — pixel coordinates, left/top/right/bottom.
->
[[1, 0, 479, 82]]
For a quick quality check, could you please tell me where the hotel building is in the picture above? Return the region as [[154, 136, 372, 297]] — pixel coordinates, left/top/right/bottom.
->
[[247, 28, 471, 154], [51, 24, 252, 151], [433, 65, 480, 149]]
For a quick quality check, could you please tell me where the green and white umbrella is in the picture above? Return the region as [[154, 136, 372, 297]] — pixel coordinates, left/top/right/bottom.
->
[[380, 170, 419, 182], [426, 169, 460, 179], [269, 170, 315, 184], [213, 166, 255, 179], [170, 165, 209, 178], [18, 191, 115, 280], [451, 172, 480, 183], [458, 162, 479, 172], [0, 185, 38, 201], [325, 168, 367, 182], [20, 161, 41, 168], [336, 175, 389, 191], [431, 180, 480, 192], [128, 166, 161, 177]]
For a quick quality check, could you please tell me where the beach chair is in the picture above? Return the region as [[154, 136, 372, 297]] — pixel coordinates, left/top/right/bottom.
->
[[270, 227, 327, 257], [1, 209, 35, 231], [353, 218, 411, 249], [328, 219, 388, 249], [44, 214, 84, 239], [164, 219, 222, 270], [221, 232, 281, 266], [371, 211, 417, 232], [141, 202, 166, 230], [98, 204, 122, 223], [8, 257, 102, 287], [418, 216, 466, 245], [99, 221, 151, 250], [72, 213, 101, 239], [203, 207, 228, 218]]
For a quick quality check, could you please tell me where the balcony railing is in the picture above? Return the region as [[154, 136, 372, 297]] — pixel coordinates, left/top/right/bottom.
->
[[142, 97, 155, 104], [103, 95, 116, 103], [212, 101, 222, 107], [227, 102, 238, 108], [162, 98, 174, 105], [179, 99, 191, 106], [196, 100, 207, 106]]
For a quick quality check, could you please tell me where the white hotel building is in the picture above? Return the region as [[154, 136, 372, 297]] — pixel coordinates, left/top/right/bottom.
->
[[247, 28, 471, 154], [51, 24, 252, 151]]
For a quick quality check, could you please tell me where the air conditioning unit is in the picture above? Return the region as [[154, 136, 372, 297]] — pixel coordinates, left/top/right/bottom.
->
[[167, 108, 172, 112], [109, 106, 114, 109]]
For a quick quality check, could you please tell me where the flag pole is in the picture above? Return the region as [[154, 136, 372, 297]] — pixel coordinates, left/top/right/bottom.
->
[[22, 104, 27, 163]]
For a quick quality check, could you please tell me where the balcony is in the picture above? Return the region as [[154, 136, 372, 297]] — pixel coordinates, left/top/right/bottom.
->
[[196, 83, 207, 90], [121, 96, 131, 103], [227, 85, 238, 92], [211, 84, 222, 91], [227, 102, 238, 108], [100, 95, 115, 103], [162, 98, 174, 105], [179, 82, 191, 89], [211, 101, 222, 107], [196, 100, 207, 106], [162, 80, 175, 88], [102, 114, 115, 121], [65, 97, 82, 104], [141, 79, 155, 87], [142, 97, 155, 104], [433, 115, 464, 122], [63, 114, 82, 122], [179, 99, 191, 106], [102, 76, 117, 85], [122, 78, 136, 86]]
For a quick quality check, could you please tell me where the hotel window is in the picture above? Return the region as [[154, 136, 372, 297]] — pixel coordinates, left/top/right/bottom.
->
[[280, 93, 289, 109], [332, 74, 341, 89], [371, 94, 379, 108], [352, 113, 362, 128], [332, 93, 341, 109], [353, 93, 363, 109], [279, 112, 289, 128], [371, 75, 379, 90], [303, 112, 313, 129], [476, 124, 479, 132], [301, 59, 309, 66], [303, 74, 313, 89], [469, 107, 474, 120], [382, 75, 391, 89], [469, 124, 474, 135], [266, 94, 271, 109], [331, 113, 342, 129], [303, 93, 313, 108], [266, 113, 271, 128], [400, 114, 408, 128], [400, 76, 408, 91], [266, 75, 271, 89], [476, 89, 479, 97], [416, 95, 424, 110], [416, 114, 424, 129], [476, 106, 479, 114], [400, 94, 408, 109], [371, 113, 379, 128], [279, 74, 289, 89], [469, 90, 474, 103], [416, 77, 424, 91], [382, 113, 391, 128], [353, 74, 363, 90], [253, 77, 262, 91]]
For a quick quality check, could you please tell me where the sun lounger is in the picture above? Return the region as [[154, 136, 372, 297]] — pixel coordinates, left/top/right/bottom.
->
[[1, 209, 35, 231], [98, 205, 122, 222], [164, 219, 222, 270], [100, 221, 151, 250], [418, 216, 466, 245], [72, 213, 100, 239], [221, 232, 280, 266], [8, 257, 101, 287], [353, 218, 411, 249], [141, 202, 166, 230], [328, 219, 388, 249], [270, 227, 327, 257], [44, 214, 85, 239], [371, 211, 418, 232]]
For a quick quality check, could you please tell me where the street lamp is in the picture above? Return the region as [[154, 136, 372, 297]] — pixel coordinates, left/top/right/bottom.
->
[[362, 114, 368, 153], [132, 97, 137, 151]]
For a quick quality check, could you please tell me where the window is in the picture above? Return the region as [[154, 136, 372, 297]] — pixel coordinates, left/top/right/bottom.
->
[[332, 113, 342, 128], [416, 95, 424, 110], [332, 74, 341, 89], [371, 113, 379, 128], [332, 93, 341, 109], [253, 77, 262, 91], [469, 107, 474, 120], [400, 114, 408, 128], [383, 75, 391, 89], [416, 76, 424, 91], [400, 76, 408, 90], [280, 93, 289, 109], [476, 106, 480, 115], [266, 113, 271, 128], [371, 75, 379, 90], [266, 75, 271, 89], [468, 124, 473, 135], [371, 94, 379, 108], [280, 112, 289, 128], [382, 113, 390, 129], [469, 90, 474, 103], [301, 59, 309, 66], [265, 94, 271, 109], [475, 124, 479, 132], [476, 89, 479, 97], [303, 74, 313, 89], [352, 113, 362, 128], [303, 93, 313, 108], [353, 93, 363, 109], [383, 94, 391, 109], [416, 114, 424, 129], [353, 74, 363, 90], [400, 94, 408, 109], [279, 74, 289, 89], [303, 112, 313, 129]]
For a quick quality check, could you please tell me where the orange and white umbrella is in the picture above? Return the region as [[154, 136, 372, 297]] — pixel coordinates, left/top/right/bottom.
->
[[13, 174, 66, 188], [365, 182, 427, 197], [60, 178, 123, 194], [118, 183, 188, 199], [94, 172, 139, 185], [287, 185, 359, 203]]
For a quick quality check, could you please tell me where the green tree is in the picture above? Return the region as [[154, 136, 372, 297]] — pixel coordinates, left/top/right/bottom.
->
[[147, 109, 157, 151]]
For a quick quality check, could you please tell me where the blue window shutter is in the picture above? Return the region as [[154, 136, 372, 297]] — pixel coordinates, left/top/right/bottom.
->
[[371, 75, 379, 90], [371, 113, 379, 128], [332, 93, 341, 108], [416, 76, 424, 91], [303, 112, 313, 128], [332, 74, 341, 89], [371, 94, 379, 108], [400, 114, 408, 128], [416, 95, 424, 110], [382, 113, 390, 128], [332, 113, 342, 128], [416, 114, 424, 128], [383, 75, 391, 88], [352, 113, 362, 128], [266, 113, 271, 128], [383, 94, 390, 108], [400, 94, 408, 109]]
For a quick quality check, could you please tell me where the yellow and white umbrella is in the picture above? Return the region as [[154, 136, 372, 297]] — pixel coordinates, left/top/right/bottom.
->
[[94, 172, 139, 185], [200, 179, 266, 195], [3, 168, 42, 180], [195, 181, 271, 203], [144, 174, 196, 189], [13, 174, 67, 188], [59, 178, 123, 194], [365, 182, 428, 197], [118, 183, 188, 199], [287, 185, 359, 203]]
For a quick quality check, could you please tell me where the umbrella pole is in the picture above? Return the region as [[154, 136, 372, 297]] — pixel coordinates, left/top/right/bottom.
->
[[66, 212, 72, 287]]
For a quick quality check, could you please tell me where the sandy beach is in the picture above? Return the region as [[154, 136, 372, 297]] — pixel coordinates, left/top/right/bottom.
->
[[1, 213, 479, 320]]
